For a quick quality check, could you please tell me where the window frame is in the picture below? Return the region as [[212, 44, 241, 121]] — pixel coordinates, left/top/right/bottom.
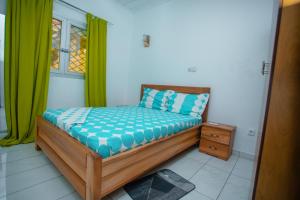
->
[[50, 15, 66, 75], [51, 13, 87, 79]]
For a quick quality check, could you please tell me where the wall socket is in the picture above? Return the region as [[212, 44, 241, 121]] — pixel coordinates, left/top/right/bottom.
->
[[248, 129, 256, 136]]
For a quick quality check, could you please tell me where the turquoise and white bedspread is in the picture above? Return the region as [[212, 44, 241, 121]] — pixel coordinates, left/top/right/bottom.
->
[[43, 106, 201, 158]]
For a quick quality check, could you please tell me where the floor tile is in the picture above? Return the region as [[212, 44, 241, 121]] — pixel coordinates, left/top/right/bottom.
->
[[218, 174, 251, 200], [0, 155, 50, 178], [58, 191, 113, 200], [0, 164, 60, 197], [0, 133, 6, 139], [161, 156, 205, 180], [191, 165, 230, 199], [0, 145, 41, 164], [0, 145, 254, 200], [109, 188, 133, 200], [206, 154, 238, 173], [4, 176, 73, 200], [58, 192, 82, 200], [0, 143, 34, 153], [185, 148, 213, 163], [181, 190, 213, 200], [232, 158, 254, 180]]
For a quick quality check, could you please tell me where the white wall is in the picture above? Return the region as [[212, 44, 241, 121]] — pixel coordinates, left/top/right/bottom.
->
[[48, 0, 133, 108], [0, 13, 5, 132], [0, 0, 6, 15], [250, 0, 279, 192], [0, 0, 5, 109], [0, 14, 4, 108], [127, 0, 275, 155]]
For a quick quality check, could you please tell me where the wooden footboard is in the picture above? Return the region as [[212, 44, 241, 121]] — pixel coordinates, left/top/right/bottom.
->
[[101, 126, 200, 196], [36, 117, 102, 200]]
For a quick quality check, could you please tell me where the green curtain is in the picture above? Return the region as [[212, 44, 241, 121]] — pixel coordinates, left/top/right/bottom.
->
[[0, 0, 53, 146], [85, 13, 107, 107]]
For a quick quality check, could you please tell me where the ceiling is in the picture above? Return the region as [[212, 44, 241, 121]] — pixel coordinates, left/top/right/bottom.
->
[[115, 0, 173, 11]]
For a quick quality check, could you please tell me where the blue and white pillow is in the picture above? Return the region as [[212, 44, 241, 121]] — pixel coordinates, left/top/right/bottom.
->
[[139, 88, 175, 111], [167, 92, 210, 118]]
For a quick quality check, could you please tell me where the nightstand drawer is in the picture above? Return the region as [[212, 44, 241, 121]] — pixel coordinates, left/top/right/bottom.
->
[[201, 126, 231, 145], [199, 139, 230, 160]]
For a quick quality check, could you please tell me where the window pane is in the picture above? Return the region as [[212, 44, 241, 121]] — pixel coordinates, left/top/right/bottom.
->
[[51, 18, 62, 70], [68, 25, 86, 74]]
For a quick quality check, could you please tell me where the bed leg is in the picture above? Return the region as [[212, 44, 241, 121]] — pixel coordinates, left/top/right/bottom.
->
[[86, 153, 102, 200], [35, 122, 41, 151], [35, 143, 41, 151]]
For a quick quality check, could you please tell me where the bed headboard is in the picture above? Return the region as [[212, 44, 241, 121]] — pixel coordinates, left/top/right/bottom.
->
[[140, 84, 211, 122]]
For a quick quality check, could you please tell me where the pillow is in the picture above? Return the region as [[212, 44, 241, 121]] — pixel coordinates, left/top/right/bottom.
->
[[139, 88, 175, 111], [167, 92, 210, 118]]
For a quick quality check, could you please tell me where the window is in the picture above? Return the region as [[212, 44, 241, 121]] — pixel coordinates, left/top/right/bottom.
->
[[51, 16, 87, 77], [68, 25, 87, 73], [51, 18, 62, 71]]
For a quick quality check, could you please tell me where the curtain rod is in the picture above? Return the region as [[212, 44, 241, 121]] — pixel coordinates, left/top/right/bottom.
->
[[57, 0, 114, 25]]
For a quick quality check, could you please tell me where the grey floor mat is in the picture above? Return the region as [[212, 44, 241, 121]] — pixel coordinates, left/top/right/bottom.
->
[[124, 169, 195, 200]]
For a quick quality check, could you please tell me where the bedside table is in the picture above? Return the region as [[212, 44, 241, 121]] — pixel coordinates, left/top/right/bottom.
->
[[199, 122, 236, 160]]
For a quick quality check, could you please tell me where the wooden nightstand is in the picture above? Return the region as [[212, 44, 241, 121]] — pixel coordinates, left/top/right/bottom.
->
[[199, 122, 236, 160]]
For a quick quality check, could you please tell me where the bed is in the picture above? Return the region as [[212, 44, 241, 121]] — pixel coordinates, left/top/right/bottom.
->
[[35, 84, 210, 200]]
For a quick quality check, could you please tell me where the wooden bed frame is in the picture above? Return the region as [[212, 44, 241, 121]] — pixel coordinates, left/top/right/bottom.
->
[[35, 84, 210, 200]]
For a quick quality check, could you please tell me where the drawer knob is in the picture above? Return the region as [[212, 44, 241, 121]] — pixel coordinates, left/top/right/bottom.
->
[[209, 134, 219, 138], [208, 145, 217, 150]]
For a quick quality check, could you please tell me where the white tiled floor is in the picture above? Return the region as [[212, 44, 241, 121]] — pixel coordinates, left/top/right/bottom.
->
[[0, 144, 254, 200]]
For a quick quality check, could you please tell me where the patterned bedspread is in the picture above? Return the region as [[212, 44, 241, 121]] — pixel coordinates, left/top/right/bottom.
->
[[43, 106, 201, 158]]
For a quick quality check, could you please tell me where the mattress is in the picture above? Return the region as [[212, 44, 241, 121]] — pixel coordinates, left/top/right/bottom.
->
[[43, 106, 201, 158]]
